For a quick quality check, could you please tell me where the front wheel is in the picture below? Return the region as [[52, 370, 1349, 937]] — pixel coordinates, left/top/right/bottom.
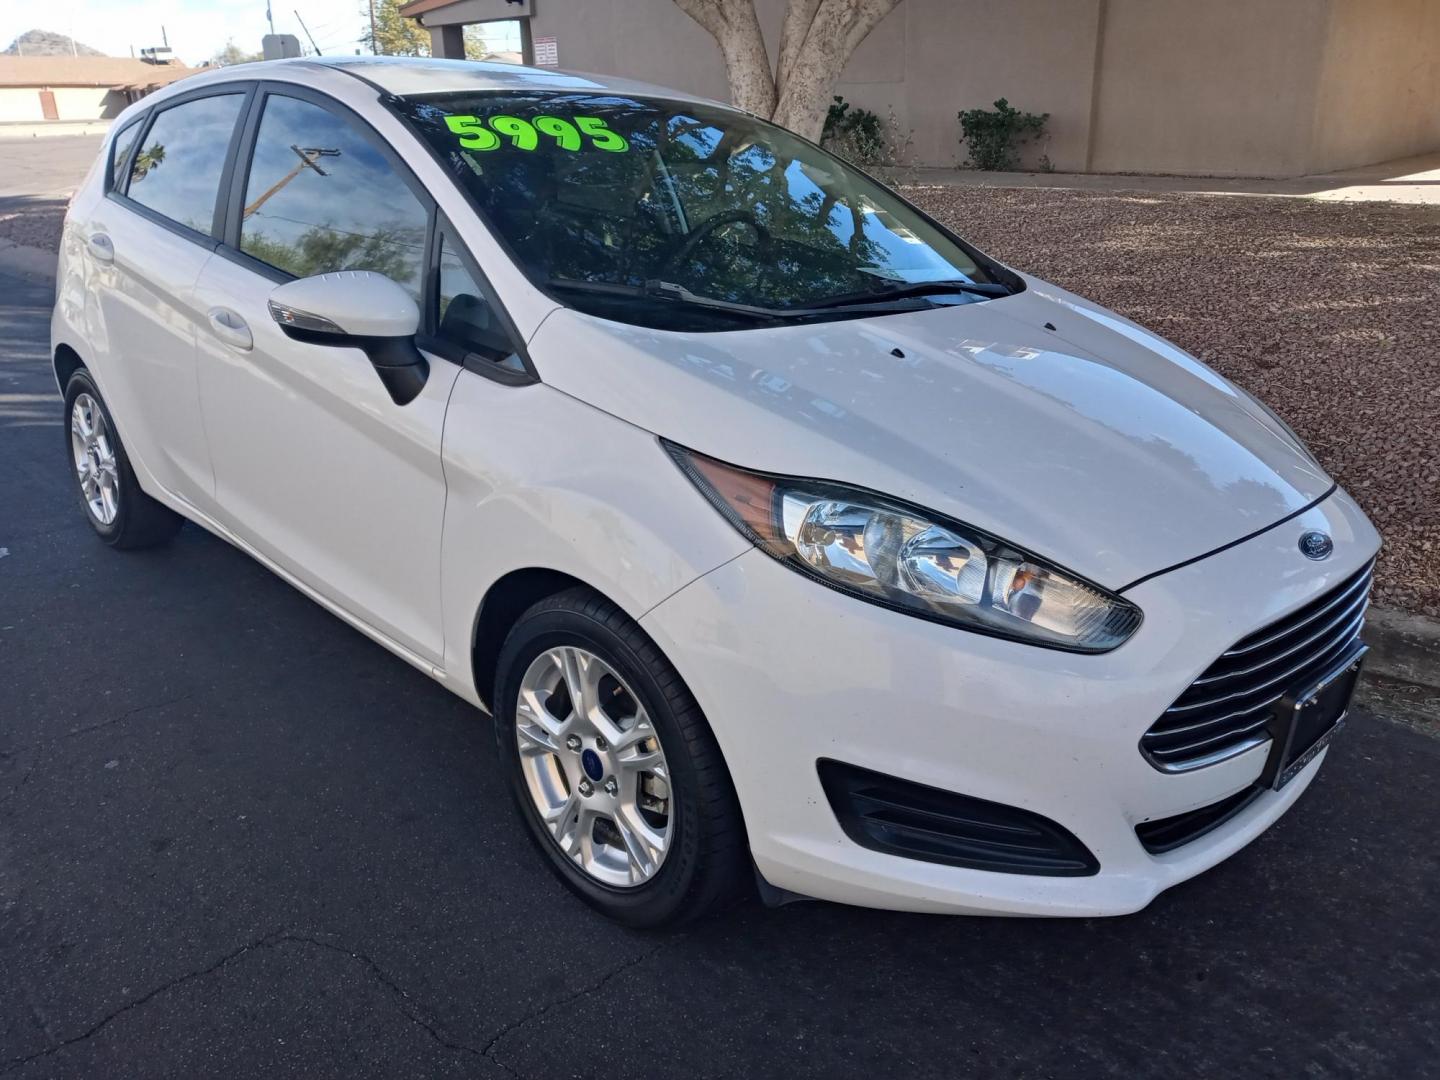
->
[[493, 587, 748, 927]]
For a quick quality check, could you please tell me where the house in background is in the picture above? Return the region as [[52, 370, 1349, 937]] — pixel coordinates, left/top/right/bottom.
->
[[0, 56, 196, 123]]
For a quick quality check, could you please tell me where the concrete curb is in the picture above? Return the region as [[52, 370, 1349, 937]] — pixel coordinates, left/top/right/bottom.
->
[[0, 120, 111, 139], [0, 239, 57, 283], [1365, 607, 1440, 691], [1357, 606, 1440, 727]]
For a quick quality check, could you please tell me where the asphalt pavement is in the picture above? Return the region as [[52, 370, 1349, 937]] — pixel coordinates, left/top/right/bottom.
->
[[2, 268, 1439, 1078], [0, 136, 103, 201]]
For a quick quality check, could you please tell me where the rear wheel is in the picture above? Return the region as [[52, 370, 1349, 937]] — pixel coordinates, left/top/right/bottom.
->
[[64, 370, 182, 549], [494, 587, 748, 926]]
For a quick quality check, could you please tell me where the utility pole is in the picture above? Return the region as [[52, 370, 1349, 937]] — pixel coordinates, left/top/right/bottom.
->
[[266, 1, 276, 36], [368, 0, 378, 55]]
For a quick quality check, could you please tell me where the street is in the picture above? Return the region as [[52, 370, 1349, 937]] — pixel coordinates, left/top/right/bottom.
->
[[0, 136, 102, 200], [2, 262, 1440, 1077]]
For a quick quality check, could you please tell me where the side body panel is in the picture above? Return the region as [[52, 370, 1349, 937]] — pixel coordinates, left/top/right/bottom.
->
[[53, 179, 216, 505], [193, 252, 461, 664], [438, 371, 750, 705]]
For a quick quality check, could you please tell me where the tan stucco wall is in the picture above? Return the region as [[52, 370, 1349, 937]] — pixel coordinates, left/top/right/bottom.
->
[[522, 0, 1440, 177], [51, 86, 122, 120], [0, 86, 125, 122], [1309, 0, 1440, 172], [528, 0, 1097, 168], [1088, 0, 1332, 177], [529, 0, 731, 98], [0, 87, 45, 122], [832, 0, 1102, 170]]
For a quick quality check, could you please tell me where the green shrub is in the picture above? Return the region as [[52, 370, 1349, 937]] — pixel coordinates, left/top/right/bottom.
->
[[823, 95, 887, 164], [958, 98, 1049, 171]]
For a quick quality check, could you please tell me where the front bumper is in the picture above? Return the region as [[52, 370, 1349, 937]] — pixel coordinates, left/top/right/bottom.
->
[[640, 488, 1380, 916]]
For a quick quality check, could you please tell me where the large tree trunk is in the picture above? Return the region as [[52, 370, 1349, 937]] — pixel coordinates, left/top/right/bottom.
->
[[672, 0, 777, 117], [772, 0, 900, 140], [677, 0, 902, 142]]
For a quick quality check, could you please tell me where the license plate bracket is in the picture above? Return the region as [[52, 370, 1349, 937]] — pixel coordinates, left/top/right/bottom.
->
[[1260, 642, 1367, 790]]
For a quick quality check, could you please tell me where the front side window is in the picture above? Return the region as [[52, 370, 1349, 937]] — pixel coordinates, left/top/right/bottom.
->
[[239, 94, 428, 300], [126, 94, 245, 234], [393, 91, 1009, 331]]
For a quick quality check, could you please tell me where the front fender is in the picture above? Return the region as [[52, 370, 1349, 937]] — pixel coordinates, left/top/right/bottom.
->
[[439, 372, 750, 704]]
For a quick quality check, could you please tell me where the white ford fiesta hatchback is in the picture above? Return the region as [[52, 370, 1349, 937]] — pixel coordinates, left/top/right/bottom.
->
[[54, 57, 1379, 926]]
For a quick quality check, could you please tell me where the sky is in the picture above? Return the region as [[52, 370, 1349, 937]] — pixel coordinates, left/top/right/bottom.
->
[[4, 0, 373, 65]]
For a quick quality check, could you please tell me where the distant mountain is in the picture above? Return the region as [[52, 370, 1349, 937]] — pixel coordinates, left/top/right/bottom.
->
[[3, 30, 106, 57]]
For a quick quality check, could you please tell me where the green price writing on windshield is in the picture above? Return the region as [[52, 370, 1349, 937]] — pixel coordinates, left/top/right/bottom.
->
[[443, 114, 629, 153]]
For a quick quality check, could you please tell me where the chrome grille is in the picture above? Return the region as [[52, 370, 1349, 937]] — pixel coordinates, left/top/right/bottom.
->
[[1141, 560, 1374, 772]]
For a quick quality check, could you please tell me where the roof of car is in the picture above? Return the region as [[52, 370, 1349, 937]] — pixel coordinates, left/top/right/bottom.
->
[[279, 56, 720, 105]]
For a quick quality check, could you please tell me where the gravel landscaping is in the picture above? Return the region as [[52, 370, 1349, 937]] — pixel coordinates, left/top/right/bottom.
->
[[5, 188, 1437, 615], [0, 197, 64, 251]]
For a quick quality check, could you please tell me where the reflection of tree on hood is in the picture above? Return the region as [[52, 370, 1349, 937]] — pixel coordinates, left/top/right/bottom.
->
[[131, 144, 166, 182]]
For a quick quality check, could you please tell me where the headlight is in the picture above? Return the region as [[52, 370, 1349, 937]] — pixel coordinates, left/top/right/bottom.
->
[[668, 445, 1141, 653]]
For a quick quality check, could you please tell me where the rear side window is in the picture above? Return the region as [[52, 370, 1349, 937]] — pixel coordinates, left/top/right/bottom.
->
[[126, 93, 245, 235], [108, 117, 143, 192], [239, 94, 428, 301]]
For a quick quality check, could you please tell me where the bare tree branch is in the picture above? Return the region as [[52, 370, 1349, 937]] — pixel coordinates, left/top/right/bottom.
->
[[674, 0, 777, 117], [775, 0, 823, 100], [673, 0, 902, 139], [841, 0, 901, 56], [772, 0, 902, 139], [671, 0, 726, 38]]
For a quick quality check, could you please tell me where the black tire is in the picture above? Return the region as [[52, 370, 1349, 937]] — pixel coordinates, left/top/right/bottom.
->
[[64, 369, 183, 550], [494, 586, 749, 927]]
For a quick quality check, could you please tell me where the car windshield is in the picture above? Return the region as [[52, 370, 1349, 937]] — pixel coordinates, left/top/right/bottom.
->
[[392, 90, 1011, 330]]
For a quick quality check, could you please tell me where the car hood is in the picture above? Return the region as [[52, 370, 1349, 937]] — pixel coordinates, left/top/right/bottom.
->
[[530, 276, 1332, 588]]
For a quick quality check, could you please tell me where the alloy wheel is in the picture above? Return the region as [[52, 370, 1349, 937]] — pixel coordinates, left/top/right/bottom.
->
[[515, 645, 672, 887], [70, 393, 119, 526]]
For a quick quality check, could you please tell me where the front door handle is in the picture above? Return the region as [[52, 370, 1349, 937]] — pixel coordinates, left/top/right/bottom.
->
[[86, 232, 114, 263], [207, 307, 253, 352]]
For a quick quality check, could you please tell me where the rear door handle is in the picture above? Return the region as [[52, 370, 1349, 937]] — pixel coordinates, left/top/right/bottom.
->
[[86, 232, 114, 263], [207, 307, 253, 352]]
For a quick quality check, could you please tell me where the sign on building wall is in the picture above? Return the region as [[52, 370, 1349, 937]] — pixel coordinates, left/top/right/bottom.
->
[[534, 35, 558, 67]]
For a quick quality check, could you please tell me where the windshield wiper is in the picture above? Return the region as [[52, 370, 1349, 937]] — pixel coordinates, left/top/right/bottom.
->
[[642, 280, 794, 317], [799, 279, 1014, 310], [547, 277, 999, 324], [549, 278, 792, 320]]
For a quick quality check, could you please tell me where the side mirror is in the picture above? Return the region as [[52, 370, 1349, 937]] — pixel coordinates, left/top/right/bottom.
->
[[268, 271, 429, 405]]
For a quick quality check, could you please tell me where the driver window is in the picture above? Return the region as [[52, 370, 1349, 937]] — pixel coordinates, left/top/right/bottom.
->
[[239, 93, 428, 301], [436, 234, 521, 370]]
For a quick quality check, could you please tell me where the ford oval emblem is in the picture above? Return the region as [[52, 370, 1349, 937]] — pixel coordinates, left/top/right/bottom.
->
[[1299, 531, 1333, 560], [580, 748, 604, 782]]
